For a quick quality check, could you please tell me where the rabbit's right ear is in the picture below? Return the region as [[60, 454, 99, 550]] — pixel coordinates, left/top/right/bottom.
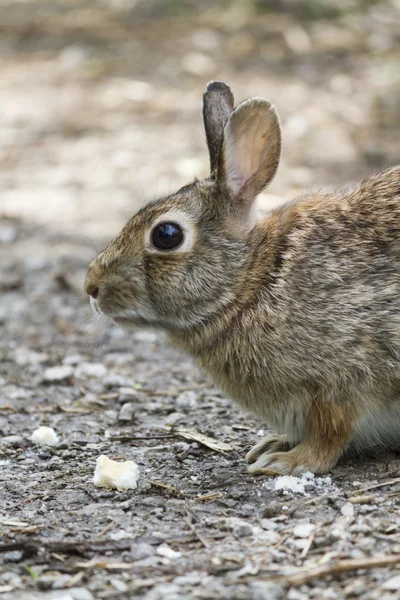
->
[[203, 81, 234, 179], [218, 97, 281, 208]]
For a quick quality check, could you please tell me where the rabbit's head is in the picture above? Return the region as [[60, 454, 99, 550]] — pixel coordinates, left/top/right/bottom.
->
[[85, 82, 281, 331]]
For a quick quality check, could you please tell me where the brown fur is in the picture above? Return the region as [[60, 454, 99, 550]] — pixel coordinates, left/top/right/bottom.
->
[[85, 81, 400, 475]]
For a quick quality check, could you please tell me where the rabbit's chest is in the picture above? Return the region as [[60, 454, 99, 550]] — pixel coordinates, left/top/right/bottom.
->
[[196, 345, 292, 427]]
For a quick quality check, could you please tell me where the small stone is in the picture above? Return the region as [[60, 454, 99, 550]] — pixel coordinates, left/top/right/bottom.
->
[[262, 502, 281, 518], [234, 523, 254, 538], [293, 522, 315, 538], [103, 374, 132, 388], [341, 503, 355, 518], [69, 588, 95, 600], [156, 544, 182, 560], [3, 550, 23, 562], [14, 347, 48, 366], [109, 578, 128, 593], [43, 365, 74, 383], [75, 362, 107, 378], [251, 581, 285, 600], [0, 435, 24, 446], [383, 574, 400, 590], [0, 224, 17, 244], [287, 589, 309, 600], [175, 390, 197, 411], [118, 387, 140, 400], [261, 519, 278, 531], [118, 403, 135, 422], [131, 542, 155, 561]]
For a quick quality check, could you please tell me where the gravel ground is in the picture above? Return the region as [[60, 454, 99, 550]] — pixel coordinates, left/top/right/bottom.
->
[[1, 1, 400, 599]]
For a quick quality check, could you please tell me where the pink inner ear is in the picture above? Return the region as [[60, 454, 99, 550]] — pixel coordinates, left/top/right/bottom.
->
[[229, 172, 247, 196], [222, 98, 281, 200], [227, 141, 260, 196]]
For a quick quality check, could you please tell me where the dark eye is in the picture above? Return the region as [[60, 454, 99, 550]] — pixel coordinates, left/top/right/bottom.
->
[[151, 222, 184, 250]]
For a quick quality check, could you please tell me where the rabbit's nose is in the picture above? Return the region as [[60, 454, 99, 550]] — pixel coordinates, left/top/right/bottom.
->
[[84, 275, 100, 299]]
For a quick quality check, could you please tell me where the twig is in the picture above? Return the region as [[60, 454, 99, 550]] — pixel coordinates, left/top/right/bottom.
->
[[67, 570, 85, 587], [97, 520, 115, 538], [353, 477, 400, 494], [283, 553, 400, 586], [184, 517, 210, 549], [274, 533, 289, 550], [184, 505, 210, 549], [300, 531, 316, 559], [194, 492, 224, 502]]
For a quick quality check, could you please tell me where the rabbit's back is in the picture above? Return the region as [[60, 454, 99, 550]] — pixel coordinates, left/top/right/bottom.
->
[[179, 167, 400, 447]]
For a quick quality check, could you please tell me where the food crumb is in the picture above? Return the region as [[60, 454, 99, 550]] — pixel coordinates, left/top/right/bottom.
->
[[93, 455, 139, 491], [31, 426, 60, 447]]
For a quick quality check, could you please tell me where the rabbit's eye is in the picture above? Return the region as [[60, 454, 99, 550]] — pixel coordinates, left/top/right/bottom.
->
[[151, 222, 184, 250]]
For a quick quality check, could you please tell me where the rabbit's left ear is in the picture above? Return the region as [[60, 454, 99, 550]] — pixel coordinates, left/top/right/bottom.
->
[[203, 81, 235, 179], [219, 97, 281, 203]]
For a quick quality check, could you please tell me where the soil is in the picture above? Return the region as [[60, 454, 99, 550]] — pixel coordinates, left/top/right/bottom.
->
[[1, 1, 400, 599]]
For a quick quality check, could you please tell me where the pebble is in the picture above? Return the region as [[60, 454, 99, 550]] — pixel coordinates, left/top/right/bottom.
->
[[175, 390, 198, 411], [75, 362, 107, 378], [382, 574, 400, 590], [293, 522, 315, 538], [118, 402, 135, 421], [109, 578, 128, 593], [118, 387, 140, 400], [251, 581, 285, 600], [3, 550, 23, 562], [262, 502, 281, 518], [14, 347, 48, 366], [43, 365, 74, 383], [130, 542, 155, 560], [341, 503, 355, 518], [103, 374, 133, 388], [234, 523, 254, 538], [0, 224, 17, 243], [0, 435, 24, 446], [156, 544, 182, 560]]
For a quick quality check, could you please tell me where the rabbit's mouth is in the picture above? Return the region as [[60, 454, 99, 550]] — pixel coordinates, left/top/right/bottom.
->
[[90, 296, 104, 316]]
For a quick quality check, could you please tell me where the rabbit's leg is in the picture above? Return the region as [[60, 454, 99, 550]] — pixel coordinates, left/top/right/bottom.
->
[[248, 400, 355, 476], [246, 434, 291, 463]]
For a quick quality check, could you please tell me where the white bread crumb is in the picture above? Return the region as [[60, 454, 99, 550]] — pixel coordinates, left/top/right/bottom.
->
[[93, 455, 139, 491], [31, 426, 60, 447]]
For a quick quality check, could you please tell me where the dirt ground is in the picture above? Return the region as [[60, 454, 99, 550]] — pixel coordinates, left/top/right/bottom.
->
[[1, 1, 400, 598]]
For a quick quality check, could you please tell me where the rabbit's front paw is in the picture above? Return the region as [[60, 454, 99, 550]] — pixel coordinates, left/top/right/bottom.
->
[[246, 434, 291, 463], [247, 443, 338, 476]]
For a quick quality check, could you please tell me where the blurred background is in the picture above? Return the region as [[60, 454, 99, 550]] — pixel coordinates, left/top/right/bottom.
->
[[0, 0, 399, 301]]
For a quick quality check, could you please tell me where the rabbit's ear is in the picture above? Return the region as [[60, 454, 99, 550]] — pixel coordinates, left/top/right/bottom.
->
[[203, 81, 234, 179], [219, 97, 281, 203]]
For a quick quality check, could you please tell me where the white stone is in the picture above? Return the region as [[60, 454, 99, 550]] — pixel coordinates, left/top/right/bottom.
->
[[383, 574, 400, 590], [293, 522, 315, 538], [43, 365, 74, 383], [341, 503, 355, 518], [156, 544, 182, 560], [0, 224, 17, 243], [118, 403, 135, 421], [75, 362, 107, 378]]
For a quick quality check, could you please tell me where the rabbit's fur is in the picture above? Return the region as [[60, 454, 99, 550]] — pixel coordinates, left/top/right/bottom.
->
[[85, 81, 400, 475]]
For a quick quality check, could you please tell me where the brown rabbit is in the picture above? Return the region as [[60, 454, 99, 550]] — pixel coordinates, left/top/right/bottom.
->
[[85, 81, 400, 475]]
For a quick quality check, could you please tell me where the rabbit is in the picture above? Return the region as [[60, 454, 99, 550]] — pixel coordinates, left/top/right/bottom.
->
[[85, 80, 400, 476]]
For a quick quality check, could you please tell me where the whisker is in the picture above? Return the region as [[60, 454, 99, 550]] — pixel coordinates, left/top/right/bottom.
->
[[75, 220, 100, 256]]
